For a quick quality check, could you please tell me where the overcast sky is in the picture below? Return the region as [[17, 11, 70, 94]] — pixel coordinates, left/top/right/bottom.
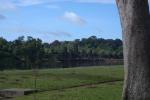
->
[[0, 0, 123, 42]]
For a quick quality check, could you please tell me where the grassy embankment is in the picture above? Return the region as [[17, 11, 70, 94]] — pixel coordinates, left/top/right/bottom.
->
[[0, 65, 124, 100]]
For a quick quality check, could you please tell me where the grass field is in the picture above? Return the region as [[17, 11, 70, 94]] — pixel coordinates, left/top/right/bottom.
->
[[0, 65, 124, 100]]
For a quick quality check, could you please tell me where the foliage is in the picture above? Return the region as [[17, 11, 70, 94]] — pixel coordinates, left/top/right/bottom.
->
[[0, 36, 123, 69]]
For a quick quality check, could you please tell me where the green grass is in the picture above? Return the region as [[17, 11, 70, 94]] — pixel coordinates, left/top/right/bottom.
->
[[14, 82, 123, 100], [0, 65, 124, 100]]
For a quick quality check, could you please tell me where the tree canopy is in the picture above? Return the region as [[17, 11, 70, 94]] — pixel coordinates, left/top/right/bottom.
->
[[0, 36, 123, 70]]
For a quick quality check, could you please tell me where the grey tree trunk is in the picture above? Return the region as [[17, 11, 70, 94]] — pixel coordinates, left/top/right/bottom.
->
[[116, 0, 150, 100]]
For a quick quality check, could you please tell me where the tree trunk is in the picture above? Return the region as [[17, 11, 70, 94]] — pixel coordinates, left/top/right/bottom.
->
[[116, 0, 150, 100]]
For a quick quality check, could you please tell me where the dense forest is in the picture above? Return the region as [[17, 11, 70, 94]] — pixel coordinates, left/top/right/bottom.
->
[[0, 36, 123, 70]]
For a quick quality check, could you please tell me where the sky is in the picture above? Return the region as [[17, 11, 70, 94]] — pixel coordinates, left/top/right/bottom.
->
[[0, 0, 122, 43]]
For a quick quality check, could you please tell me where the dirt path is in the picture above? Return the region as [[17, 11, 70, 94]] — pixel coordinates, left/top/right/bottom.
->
[[6, 79, 123, 100], [39, 79, 123, 93]]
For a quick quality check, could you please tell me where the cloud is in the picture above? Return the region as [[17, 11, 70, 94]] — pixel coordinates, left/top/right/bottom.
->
[[16, 0, 43, 6], [0, 0, 16, 11], [0, 14, 6, 20], [2, 25, 71, 37], [15, 0, 70, 7], [0, 0, 60, 10], [46, 5, 60, 9], [0, 0, 115, 11], [77, 0, 115, 4], [62, 11, 86, 26], [48, 31, 72, 37]]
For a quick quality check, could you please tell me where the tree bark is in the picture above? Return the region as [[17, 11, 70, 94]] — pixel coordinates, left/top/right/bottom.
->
[[116, 0, 150, 100]]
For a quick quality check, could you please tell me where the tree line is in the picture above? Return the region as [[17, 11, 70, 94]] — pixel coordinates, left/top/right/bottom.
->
[[0, 36, 123, 70]]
